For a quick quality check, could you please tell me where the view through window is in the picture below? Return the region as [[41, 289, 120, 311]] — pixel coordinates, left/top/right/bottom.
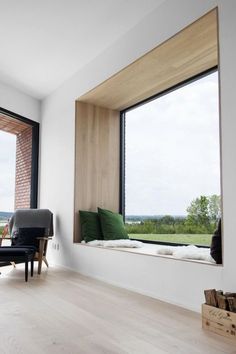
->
[[0, 131, 16, 236], [124, 71, 221, 246], [0, 111, 39, 242]]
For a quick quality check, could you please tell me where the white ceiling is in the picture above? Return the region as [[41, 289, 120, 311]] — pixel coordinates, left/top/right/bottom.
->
[[0, 0, 164, 99]]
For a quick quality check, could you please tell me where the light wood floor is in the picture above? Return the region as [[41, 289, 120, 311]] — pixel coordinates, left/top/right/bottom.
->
[[0, 265, 235, 354]]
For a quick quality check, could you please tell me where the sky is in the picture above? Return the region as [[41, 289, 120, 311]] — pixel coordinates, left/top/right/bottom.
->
[[0, 130, 16, 212], [125, 72, 221, 216]]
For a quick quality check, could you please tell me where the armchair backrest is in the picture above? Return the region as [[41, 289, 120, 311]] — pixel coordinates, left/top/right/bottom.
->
[[9, 209, 54, 238], [9, 209, 53, 249]]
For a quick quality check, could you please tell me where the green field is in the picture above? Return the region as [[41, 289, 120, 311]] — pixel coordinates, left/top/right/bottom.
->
[[129, 233, 212, 246]]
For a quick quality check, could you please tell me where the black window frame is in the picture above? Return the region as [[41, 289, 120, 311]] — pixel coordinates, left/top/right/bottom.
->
[[120, 66, 219, 248], [0, 107, 39, 208]]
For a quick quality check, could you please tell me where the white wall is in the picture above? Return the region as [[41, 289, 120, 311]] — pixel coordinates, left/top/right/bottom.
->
[[40, 0, 236, 312], [0, 81, 40, 123]]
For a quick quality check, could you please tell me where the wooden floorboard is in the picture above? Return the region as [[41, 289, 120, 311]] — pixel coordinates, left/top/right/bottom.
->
[[0, 265, 235, 354]]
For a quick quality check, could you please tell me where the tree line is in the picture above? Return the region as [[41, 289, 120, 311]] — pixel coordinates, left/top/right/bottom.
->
[[125, 195, 221, 234]]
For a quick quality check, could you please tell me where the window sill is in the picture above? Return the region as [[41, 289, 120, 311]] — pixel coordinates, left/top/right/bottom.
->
[[77, 242, 221, 267]]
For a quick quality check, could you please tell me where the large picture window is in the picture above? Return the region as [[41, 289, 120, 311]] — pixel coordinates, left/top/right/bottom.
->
[[0, 108, 39, 226], [123, 70, 221, 246]]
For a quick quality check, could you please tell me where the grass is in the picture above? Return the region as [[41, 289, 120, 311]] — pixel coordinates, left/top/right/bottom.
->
[[129, 233, 212, 246]]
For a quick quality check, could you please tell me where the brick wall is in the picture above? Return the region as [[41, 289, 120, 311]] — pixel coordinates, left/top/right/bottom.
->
[[15, 127, 32, 209]]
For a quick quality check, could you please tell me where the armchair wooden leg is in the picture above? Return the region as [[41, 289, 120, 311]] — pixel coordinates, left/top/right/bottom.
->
[[38, 239, 45, 274], [31, 260, 34, 277], [25, 261, 28, 282], [38, 256, 43, 275], [43, 258, 49, 267], [36, 237, 51, 274]]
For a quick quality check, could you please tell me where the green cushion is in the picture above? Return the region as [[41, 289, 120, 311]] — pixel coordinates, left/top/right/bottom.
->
[[79, 211, 103, 242], [98, 207, 128, 240]]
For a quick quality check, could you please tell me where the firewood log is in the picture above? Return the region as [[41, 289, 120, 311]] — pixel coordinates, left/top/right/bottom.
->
[[217, 295, 228, 310], [204, 289, 217, 307], [227, 297, 236, 312]]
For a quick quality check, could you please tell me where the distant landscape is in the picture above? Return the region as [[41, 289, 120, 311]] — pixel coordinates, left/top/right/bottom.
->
[[125, 195, 220, 246], [1, 195, 219, 246], [0, 211, 13, 221], [0, 211, 13, 233], [126, 215, 185, 222], [125, 215, 214, 246]]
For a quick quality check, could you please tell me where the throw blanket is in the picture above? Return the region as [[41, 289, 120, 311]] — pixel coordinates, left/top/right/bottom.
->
[[85, 239, 143, 248], [9, 209, 54, 237], [157, 245, 215, 263]]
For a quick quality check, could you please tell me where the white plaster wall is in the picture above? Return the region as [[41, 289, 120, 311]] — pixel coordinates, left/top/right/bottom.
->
[[40, 0, 236, 312], [0, 81, 40, 122]]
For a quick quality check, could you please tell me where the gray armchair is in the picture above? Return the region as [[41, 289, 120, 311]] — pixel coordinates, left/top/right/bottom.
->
[[9, 209, 54, 274]]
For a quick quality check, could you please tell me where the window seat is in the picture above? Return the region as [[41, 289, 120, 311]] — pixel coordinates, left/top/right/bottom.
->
[[80, 240, 217, 265]]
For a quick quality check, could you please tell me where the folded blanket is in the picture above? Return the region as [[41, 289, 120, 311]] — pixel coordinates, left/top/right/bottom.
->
[[84, 239, 143, 248], [9, 209, 54, 237]]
